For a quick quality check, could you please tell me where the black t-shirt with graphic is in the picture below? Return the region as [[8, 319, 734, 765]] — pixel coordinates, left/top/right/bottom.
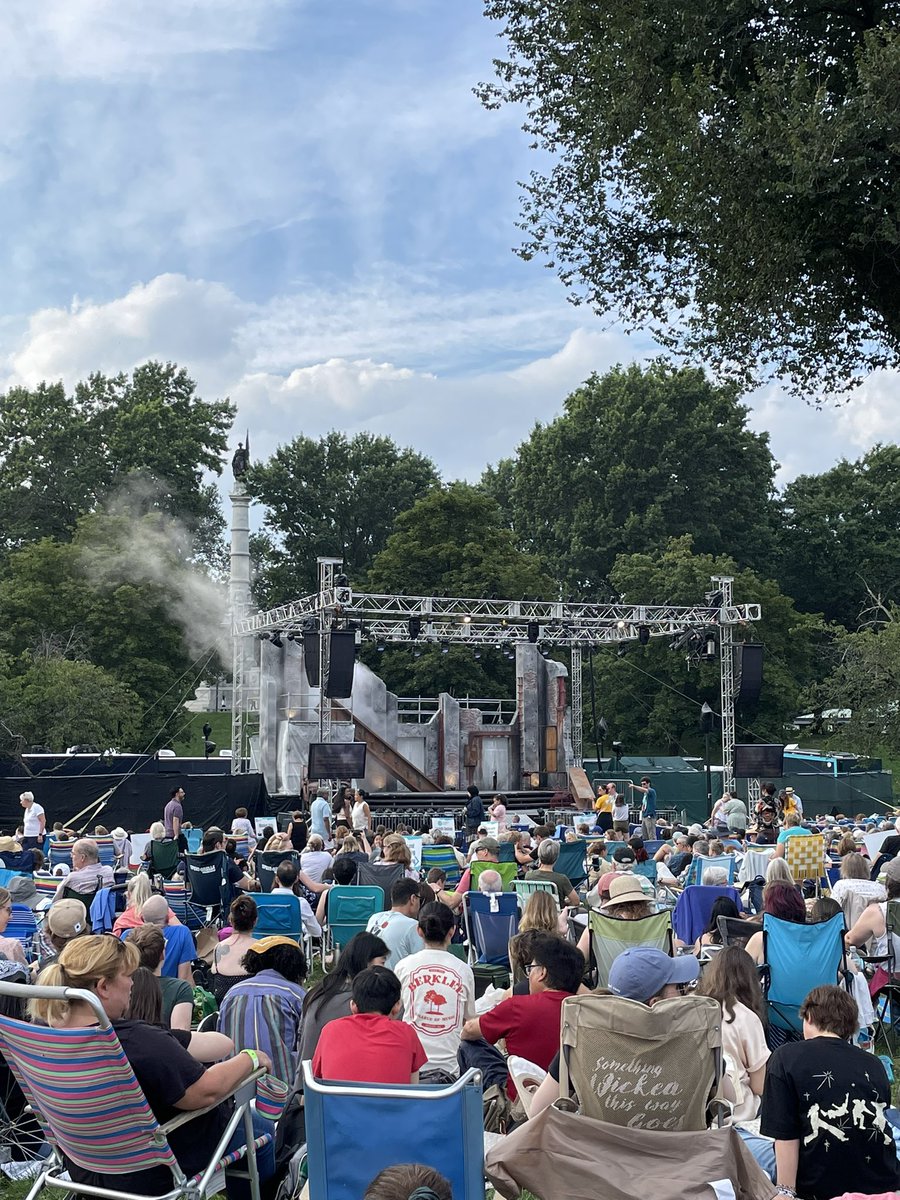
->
[[760, 1036, 900, 1200]]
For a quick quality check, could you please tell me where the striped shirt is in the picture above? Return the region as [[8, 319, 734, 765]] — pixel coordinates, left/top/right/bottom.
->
[[218, 968, 306, 1085]]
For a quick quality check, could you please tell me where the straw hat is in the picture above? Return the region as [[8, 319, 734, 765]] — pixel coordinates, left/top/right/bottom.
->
[[600, 874, 647, 911]]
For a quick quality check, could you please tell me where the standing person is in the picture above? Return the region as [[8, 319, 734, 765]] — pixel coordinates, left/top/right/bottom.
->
[[465, 786, 485, 836], [230, 808, 257, 851], [394, 902, 476, 1082], [632, 777, 657, 839], [488, 794, 508, 835], [752, 802, 780, 846], [287, 810, 308, 853], [781, 786, 803, 819], [309, 789, 332, 845], [761, 985, 900, 1200], [351, 789, 371, 835], [723, 793, 749, 836], [610, 783, 630, 834], [19, 792, 45, 851], [163, 786, 185, 846], [594, 781, 614, 833]]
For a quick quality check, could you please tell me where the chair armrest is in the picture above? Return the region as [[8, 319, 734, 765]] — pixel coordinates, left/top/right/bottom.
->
[[159, 1067, 265, 1135]]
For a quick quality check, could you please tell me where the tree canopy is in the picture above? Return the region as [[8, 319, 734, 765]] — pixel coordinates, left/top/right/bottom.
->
[[483, 361, 777, 596], [479, 0, 900, 393], [247, 431, 439, 604]]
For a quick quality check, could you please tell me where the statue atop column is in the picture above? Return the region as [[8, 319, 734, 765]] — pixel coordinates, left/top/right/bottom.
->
[[232, 433, 250, 480]]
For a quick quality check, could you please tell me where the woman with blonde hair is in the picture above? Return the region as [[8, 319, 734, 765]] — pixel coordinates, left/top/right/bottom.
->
[[0, 887, 26, 965], [33, 936, 275, 1195], [518, 889, 559, 936], [112, 874, 179, 935], [382, 834, 417, 879]]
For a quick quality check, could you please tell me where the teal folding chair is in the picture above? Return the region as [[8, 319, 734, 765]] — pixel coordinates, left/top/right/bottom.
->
[[511, 878, 559, 910], [554, 840, 588, 886], [323, 886, 384, 971]]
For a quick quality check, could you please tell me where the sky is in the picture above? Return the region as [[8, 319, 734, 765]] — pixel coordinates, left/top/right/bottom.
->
[[0, 0, 897, 490]]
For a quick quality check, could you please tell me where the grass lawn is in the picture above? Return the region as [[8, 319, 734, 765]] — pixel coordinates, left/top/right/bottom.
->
[[169, 711, 232, 758]]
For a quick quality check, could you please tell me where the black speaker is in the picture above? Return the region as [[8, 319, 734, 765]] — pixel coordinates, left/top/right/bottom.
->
[[736, 643, 763, 706], [325, 631, 356, 697], [303, 633, 320, 686]]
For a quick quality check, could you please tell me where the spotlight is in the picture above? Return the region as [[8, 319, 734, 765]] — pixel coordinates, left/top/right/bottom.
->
[[334, 573, 349, 588], [638, 625, 650, 645], [462, 615, 473, 624], [376, 640, 386, 653], [408, 616, 422, 640], [527, 621, 540, 643], [270, 632, 283, 649], [616, 619, 627, 631], [703, 632, 717, 661], [473, 648, 482, 660], [441, 641, 449, 655], [257, 632, 269, 642], [413, 647, 422, 660]]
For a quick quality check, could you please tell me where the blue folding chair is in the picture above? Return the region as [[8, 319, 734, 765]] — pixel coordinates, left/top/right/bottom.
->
[[682, 855, 737, 888], [497, 841, 517, 863], [762, 912, 848, 1042], [254, 851, 301, 894], [93, 836, 116, 869], [185, 829, 203, 854], [463, 891, 519, 966], [672, 885, 743, 945], [554, 840, 587, 887], [302, 1062, 485, 1200], [48, 842, 74, 872], [5, 905, 37, 956], [0, 869, 26, 890], [420, 845, 462, 887], [325, 886, 384, 970], [252, 894, 303, 941]]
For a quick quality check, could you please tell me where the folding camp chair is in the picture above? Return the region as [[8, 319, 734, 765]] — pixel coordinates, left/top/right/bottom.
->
[[184, 851, 232, 926], [355, 860, 404, 893], [252, 894, 304, 941], [0, 852, 37, 874], [761, 911, 848, 1043], [497, 841, 517, 863], [92, 836, 116, 869], [717, 915, 758, 950], [231, 836, 250, 860], [632, 859, 658, 887], [144, 838, 181, 882], [784, 833, 827, 893], [160, 878, 197, 929], [672, 885, 743, 945], [254, 850, 301, 893], [47, 842, 74, 872], [470, 860, 518, 892], [463, 891, 519, 967], [3, 907, 37, 959], [587, 908, 673, 988], [323, 885, 384, 971], [558, 992, 726, 1130], [32, 874, 59, 905], [302, 1062, 484, 1200], [554, 840, 588, 886], [511, 878, 559, 910], [682, 855, 736, 888], [420, 844, 462, 887], [0, 979, 272, 1200], [185, 829, 203, 854], [0, 964, 48, 1177]]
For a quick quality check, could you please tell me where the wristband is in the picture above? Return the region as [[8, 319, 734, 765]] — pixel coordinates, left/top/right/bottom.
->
[[775, 1189, 797, 1199], [240, 1048, 260, 1071]]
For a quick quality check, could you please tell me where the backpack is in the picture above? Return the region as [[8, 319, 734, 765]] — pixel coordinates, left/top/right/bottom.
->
[[191, 985, 217, 1026]]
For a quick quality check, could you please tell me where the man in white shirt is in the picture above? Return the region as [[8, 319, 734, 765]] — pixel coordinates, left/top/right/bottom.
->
[[271, 861, 322, 937], [309, 790, 332, 844], [20, 791, 46, 850], [366, 879, 422, 969]]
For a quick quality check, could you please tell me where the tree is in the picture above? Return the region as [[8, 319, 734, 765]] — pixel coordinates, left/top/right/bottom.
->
[[0, 361, 233, 554], [247, 432, 440, 604], [0, 659, 141, 755], [363, 483, 554, 698], [589, 537, 827, 758], [489, 362, 777, 596], [479, 0, 900, 393], [818, 613, 900, 759], [778, 445, 900, 628]]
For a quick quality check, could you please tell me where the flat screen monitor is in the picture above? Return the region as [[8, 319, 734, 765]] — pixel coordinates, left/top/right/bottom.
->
[[733, 744, 785, 779], [307, 742, 367, 780]]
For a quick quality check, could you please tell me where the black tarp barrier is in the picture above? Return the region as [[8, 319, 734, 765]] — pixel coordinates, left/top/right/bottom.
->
[[0, 754, 270, 835]]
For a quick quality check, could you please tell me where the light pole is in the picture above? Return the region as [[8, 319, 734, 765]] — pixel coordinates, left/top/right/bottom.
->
[[701, 702, 714, 812]]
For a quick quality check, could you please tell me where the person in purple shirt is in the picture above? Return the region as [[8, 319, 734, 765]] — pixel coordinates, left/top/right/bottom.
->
[[164, 786, 185, 843]]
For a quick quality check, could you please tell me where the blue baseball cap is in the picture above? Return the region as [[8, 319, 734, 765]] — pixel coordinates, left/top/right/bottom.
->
[[608, 947, 699, 1002]]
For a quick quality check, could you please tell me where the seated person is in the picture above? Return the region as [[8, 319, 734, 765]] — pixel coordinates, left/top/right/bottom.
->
[[455, 837, 501, 893], [0, 887, 26, 965], [53, 838, 114, 900], [113, 874, 179, 935], [313, 965, 427, 1084], [139, 895, 196, 981], [299, 835, 333, 883], [314, 855, 360, 927], [477, 869, 503, 895], [230, 807, 257, 851], [458, 932, 584, 1098], [212, 895, 258, 1001], [365, 879, 422, 970], [127, 924, 193, 1030], [32, 935, 275, 1198], [523, 840, 580, 908], [201, 829, 257, 896], [761, 984, 900, 1200], [424, 867, 464, 912], [269, 862, 322, 937], [299, 932, 389, 1062]]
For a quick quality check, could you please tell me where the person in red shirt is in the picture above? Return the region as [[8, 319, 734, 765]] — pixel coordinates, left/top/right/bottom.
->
[[312, 966, 427, 1084], [457, 932, 584, 1097]]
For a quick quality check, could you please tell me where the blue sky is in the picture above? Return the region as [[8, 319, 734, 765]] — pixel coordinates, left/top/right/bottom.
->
[[0, 0, 895, 486]]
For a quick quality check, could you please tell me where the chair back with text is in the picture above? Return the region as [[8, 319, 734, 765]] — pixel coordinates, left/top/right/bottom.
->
[[0, 851, 36, 874], [303, 1062, 485, 1200], [672, 886, 742, 945], [252, 893, 303, 942], [328, 886, 384, 954], [255, 851, 300, 894], [784, 834, 826, 887], [588, 908, 673, 988], [558, 993, 723, 1131], [463, 892, 519, 966], [420, 844, 462, 887], [470, 860, 518, 892], [554, 840, 588, 886], [762, 911, 846, 1036], [185, 851, 231, 919]]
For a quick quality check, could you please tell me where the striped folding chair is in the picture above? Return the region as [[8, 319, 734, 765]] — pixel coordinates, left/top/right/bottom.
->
[[0, 980, 272, 1200], [92, 837, 116, 869], [511, 878, 560, 911], [48, 843, 74, 872], [421, 844, 462, 887], [32, 874, 60, 905], [5, 907, 37, 958], [161, 878, 195, 928], [231, 836, 250, 861]]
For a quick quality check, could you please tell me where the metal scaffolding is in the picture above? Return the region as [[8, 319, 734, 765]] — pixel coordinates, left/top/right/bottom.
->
[[233, 572, 760, 778]]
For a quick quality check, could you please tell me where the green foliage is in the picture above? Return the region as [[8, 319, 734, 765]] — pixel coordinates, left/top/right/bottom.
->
[[819, 615, 900, 758], [0, 362, 234, 555], [247, 431, 439, 604], [480, 0, 900, 393], [0, 659, 141, 755], [489, 362, 777, 596], [591, 537, 827, 755], [778, 445, 900, 628], [364, 483, 554, 697]]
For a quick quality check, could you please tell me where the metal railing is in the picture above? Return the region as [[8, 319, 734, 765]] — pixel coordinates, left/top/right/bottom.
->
[[396, 697, 517, 725]]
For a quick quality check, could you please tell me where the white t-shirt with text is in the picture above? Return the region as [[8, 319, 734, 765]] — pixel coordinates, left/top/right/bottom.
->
[[395, 947, 477, 1075]]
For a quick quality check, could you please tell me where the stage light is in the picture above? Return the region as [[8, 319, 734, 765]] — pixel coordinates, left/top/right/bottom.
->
[[638, 625, 650, 645], [703, 632, 717, 661], [376, 640, 386, 653], [462, 615, 472, 624], [408, 616, 422, 640], [334, 573, 349, 588], [616, 619, 627, 631], [473, 648, 482, 660], [441, 641, 449, 655], [527, 621, 539, 643], [257, 632, 269, 642]]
